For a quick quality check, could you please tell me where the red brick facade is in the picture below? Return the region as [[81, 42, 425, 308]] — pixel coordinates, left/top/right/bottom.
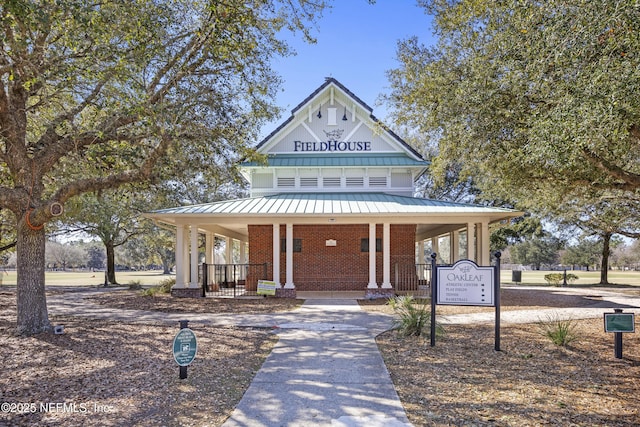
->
[[248, 224, 416, 291]]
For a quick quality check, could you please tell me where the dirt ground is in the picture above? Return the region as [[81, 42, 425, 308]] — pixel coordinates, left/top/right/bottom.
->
[[1, 287, 639, 426]]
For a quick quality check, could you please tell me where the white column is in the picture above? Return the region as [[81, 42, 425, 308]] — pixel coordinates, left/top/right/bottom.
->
[[239, 241, 247, 264], [284, 223, 295, 288], [431, 236, 439, 261], [480, 222, 490, 265], [452, 230, 460, 263], [367, 223, 378, 288], [466, 222, 475, 261], [175, 224, 186, 288], [417, 240, 425, 264], [272, 224, 281, 287], [382, 223, 392, 288], [205, 232, 214, 264], [189, 225, 199, 288], [225, 236, 233, 264]]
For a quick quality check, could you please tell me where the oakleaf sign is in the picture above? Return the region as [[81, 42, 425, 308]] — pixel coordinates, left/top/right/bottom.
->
[[436, 260, 494, 306]]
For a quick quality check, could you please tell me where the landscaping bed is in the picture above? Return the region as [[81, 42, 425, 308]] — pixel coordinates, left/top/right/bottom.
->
[[1, 287, 638, 426]]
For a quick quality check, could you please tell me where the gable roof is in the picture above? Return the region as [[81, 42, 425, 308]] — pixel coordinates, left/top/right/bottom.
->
[[254, 77, 425, 161]]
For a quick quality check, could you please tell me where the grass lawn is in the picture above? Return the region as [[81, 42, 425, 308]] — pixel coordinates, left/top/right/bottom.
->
[[501, 269, 640, 286], [0, 269, 171, 288], [2, 268, 640, 288]]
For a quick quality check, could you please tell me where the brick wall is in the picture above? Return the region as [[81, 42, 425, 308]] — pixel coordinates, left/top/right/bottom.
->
[[248, 224, 416, 291]]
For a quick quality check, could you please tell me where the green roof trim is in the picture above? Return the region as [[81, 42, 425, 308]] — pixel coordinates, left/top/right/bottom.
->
[[241, 153, 429, 168]]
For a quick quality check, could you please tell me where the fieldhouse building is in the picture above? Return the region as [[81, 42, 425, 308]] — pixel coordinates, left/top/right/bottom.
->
[[146, 78, 520, 298]]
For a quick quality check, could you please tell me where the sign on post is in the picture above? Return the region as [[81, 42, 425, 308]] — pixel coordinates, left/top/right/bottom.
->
[[257, 280, 277, 296], [173, 328, 198, 367], [604, 312, 635, 333], [431, 253, 502, 350], [436, 260, 495, 306]]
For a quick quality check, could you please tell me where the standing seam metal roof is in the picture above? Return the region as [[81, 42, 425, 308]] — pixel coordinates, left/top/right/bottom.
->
[[150, 193, 516, 216]]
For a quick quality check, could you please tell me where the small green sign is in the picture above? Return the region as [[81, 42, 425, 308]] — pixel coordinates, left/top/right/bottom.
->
[[173, 328, 198, 366], [604, 313, 635, 333]]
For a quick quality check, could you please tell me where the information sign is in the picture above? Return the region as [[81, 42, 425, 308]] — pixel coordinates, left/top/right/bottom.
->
[[257, 280, 277, 296], [436, 260, 494, 306], [172, 328, 198, 367], [604, 313, 635, 333]]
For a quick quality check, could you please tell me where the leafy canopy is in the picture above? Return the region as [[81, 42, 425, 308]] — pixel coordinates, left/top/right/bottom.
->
[[387, 0, 640, 205]]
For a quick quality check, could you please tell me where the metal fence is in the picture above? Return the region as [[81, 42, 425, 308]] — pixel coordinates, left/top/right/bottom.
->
[[201, 263, 268, 297], [394, 263, 431, 296]]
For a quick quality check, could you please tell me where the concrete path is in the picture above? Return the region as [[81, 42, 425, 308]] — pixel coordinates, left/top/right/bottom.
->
[[221, 300, 411, 427]]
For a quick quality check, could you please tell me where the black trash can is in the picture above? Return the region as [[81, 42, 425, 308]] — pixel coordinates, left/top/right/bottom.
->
[[511, 270, 522, 283]]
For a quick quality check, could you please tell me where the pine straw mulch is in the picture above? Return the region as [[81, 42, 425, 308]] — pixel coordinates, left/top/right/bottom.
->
[[0, 287, 639, 426]]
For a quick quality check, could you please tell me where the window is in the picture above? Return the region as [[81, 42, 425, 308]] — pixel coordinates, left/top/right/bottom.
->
[[281, 238, 302, 252], [360, 238, 382, 252]]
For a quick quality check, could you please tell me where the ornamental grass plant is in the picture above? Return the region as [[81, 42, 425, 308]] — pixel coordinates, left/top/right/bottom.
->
[[387, 295, 444, 338]]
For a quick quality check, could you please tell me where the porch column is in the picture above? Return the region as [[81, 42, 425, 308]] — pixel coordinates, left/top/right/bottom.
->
[[452, 230, 460, 262], [205, 232, 214, 264], [480, 221, 490, 265], [225, 236, 233, 264], [284, 223, 295, 288], [431, 236, 439, 260], [382, 223, 392, 288], [367, 223, 378, 288], [417, 240, 426, 280], [189, 224, 199, 288], [239, 241, 247, 264], [466, 222, 475, 261], [272, 224, 281, 287], [175, 224, 186, 288]]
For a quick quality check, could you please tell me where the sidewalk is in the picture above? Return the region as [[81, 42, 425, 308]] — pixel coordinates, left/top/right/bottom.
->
[[222, 299, 412, 427]]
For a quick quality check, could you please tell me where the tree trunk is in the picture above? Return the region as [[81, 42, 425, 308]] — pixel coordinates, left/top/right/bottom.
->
[[16, 216, 51, 335], [600, 232, 611, 285], [106, 241, 118, 285]]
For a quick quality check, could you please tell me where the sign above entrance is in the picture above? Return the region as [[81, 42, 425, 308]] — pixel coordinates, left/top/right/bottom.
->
[[436, 260, 495, 306], [293, 140, 372, 152]]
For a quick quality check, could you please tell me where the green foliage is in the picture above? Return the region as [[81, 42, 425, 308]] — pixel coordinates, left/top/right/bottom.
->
[[387, 295, 443, 338], [543, 273, 578, 286], [387, 0, 640, 205], [537, 313, 579, 346], [141, 277, 174, 296], [510, 234, 563, 269], [128, 280, 143, 290]]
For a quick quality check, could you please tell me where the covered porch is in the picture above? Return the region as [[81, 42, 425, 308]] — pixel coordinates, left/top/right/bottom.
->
[[145, 193, 520, 298]]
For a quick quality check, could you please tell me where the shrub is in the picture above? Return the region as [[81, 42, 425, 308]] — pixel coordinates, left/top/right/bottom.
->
[[387, 295, 444, 338], [537, 312, 579, 346], [141, 277, 175, 296], [544, 273, 578, 286], [128, 280, 143, 290]]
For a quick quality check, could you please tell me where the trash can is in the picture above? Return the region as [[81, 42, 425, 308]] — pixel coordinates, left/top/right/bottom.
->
[[511, 270, 522, 283]]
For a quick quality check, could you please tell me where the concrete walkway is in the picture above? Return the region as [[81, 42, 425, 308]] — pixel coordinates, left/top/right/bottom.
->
[[221, 300, 411, 427], [44, 286, 640, 427]]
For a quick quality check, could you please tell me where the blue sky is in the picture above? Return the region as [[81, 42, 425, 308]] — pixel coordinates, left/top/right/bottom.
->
[[264, 0, 436, 135]]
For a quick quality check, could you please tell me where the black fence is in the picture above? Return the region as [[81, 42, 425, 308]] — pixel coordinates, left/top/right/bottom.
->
[[200, 262, 430, 297], [394, 263, 431, 296], [201, 263, 268, 297]]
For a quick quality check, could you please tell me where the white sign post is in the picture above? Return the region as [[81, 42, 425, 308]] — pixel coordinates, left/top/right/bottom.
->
[[431, 253, 502, 350]]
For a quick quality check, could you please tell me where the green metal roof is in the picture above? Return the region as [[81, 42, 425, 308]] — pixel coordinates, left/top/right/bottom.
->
[[149, 192, 516, 217], [241, 153, 429, 168]]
